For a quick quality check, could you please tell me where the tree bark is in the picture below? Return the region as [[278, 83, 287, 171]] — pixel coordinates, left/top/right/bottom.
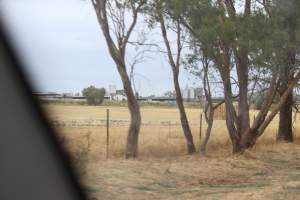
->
[[277, 12, 296, 142], [236, 53, 250, 139], [92, 0, 142, 158], [117, 66, 141, 158], [200, 59, 214, 155], [173, 72, 196, 154], [157, 8, 196, 154], [218, 60, 240, 153], [240, 71, 300, 149], [223, 0, 251, 153], [200, 107, 213, 155], [277, 91, 293, 142]]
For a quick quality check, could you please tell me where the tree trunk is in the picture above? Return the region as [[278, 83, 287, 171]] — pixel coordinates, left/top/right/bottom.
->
[[277, 92, 293, 142], [200, 59, 214, 156], [117, 65, 141, 158], [173, 72, 196, 154], [92, 1, 142, 158], [218, 64, 241, 153], [200, 108, 213, 155], [240, 71, 300, 149], [277, 15, 296, 143], [236, 57, 250, 138], [157, 9, 195, 154]]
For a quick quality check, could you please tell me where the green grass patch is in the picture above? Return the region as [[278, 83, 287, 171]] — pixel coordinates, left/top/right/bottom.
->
[[288, 174, 300, 181], [169, 189, 200, 196], [134, 185, 157, 192], [84, 186, 101, 193], [152, 181, 176, 189], [202, 181, 270, 189], [169, 190, 184, 196], [284, 185, 300, 194], [135, 181, 177, 193], [254, 171, 268, 176], [265, 159, 290, 165], [195, 191, 225, 197], [169, 189, 227, 198], [195, 191, 236, 200]]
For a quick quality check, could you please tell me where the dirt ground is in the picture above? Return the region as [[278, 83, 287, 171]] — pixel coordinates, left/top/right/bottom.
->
[[84, 143, 300, 200], [43, 105, 300, 200]]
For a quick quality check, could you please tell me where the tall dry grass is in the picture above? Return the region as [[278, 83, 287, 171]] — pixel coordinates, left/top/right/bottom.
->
[[44, 105, 300, 159]]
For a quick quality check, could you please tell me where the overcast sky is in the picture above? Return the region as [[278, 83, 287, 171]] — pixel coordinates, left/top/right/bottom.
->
[[0, 0, 198, 96]]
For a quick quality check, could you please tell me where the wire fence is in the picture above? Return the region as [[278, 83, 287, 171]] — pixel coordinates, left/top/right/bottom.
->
[[50, 109, 209, 158], [49, 108, 297, 158]]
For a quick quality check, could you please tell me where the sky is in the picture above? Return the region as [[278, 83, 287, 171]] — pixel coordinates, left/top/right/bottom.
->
[[0, 0, 198, 96]]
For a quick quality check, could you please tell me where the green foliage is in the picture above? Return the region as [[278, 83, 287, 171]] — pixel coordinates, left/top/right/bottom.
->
[[82, 86, 105, 106], [162, 0, 299, 71], [253, 93, 264, 110]]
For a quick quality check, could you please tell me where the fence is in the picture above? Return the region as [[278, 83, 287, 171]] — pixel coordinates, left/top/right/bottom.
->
[[50, 108, 290, 159], [50, 109, 210, 158]]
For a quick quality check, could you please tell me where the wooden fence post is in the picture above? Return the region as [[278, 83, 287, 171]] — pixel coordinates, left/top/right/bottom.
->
[[200, 113, 203, 144], [167, 121, 171, 146], [106, 109, 110, 159], [168, 121, 171, 138]]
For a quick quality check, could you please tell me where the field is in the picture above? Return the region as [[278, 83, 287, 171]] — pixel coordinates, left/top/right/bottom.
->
[[44, 104, 300, 200]]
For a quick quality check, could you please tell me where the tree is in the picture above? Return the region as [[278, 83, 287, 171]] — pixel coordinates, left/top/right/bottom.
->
[[82, 86, 105, 105], [272, 0, 299, 142], [219, 0, 300, 151], [91, 0, 146, 158], [185, 44, 225, 155], [168, 0, 300, 153], [248, 0, 300, 142], [154, 1, 196, 154], [199, 52, 224, 155]]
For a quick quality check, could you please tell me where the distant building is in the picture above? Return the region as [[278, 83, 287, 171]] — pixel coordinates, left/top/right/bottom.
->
[[34, 92, 86, 102], [104, 87, 127, 101], [34, 92, 62, 100], [195, 88, 204, 100], [115, 94, 127, 101], [182, 86, 189, 100], [62, 93, 74, 98], [109, 85, 117, 94], [151, 97, 176, 103], [138, 96, 176, 104], [182, 86, 203, 102], [116, 89, 125, 95]]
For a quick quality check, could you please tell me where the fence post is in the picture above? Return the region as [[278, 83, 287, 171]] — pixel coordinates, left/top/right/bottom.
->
[[168, 121, 171, 138], [200, 113, 203, 144], [106, 109, 110, 159]]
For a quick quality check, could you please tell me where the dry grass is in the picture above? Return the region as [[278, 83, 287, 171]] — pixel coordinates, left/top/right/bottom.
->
[[43, 104, 300, 200], [83, 143, 300, 200], [44, 104, 300, 159]]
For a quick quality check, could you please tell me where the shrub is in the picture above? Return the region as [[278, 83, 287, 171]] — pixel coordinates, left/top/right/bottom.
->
[[254, 93, 264, 110], [82, 86, 105, 105]]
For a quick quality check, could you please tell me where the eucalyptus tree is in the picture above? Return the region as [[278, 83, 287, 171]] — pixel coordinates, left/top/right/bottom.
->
[[168, 0, 300, 153], [270, 0, 300, 142], [154, 1, 196, 154], [184, 43, 225, 155], [91, 0, 146, 158], [196, 52, 224, 155], [247, 0, 300, 142]]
